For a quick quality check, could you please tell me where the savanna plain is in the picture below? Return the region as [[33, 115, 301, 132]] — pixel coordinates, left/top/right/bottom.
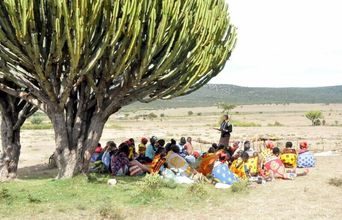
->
[[1, 103, 342, 220]]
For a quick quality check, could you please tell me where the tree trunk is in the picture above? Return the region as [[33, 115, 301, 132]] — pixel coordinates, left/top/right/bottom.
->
[[49, 111, 108, 179], [0, 117, 21, 180], [0, 93, 36, 181]]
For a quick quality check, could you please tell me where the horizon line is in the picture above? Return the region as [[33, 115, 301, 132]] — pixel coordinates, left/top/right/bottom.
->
[[207, 83, 342, 89]]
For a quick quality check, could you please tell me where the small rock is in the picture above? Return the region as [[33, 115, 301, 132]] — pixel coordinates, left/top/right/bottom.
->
[[107, 179, 117, 186]]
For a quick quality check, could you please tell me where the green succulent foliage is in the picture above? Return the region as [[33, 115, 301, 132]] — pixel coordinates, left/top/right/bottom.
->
[[0, 0, 236, 107]]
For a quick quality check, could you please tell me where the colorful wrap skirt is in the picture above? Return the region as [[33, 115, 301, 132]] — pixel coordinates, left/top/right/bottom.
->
[[280, 153, 297, 168], [297, 151, 315, 168], [212, 163, 239, 185], [264, 157, 285, 178], [245, 156, 259, 175]]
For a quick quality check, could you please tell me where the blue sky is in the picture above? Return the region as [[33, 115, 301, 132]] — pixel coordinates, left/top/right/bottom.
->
[[210, 0, 342, 87]]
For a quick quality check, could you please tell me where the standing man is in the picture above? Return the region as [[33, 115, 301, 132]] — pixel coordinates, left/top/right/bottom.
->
[[218, 115, 233, 148]]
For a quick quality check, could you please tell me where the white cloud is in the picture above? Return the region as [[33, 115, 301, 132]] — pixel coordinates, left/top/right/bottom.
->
[[210, 0, 342, 87]]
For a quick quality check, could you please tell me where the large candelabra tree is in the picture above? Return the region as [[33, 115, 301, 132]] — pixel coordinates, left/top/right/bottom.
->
[[0, 0, 236, 178]]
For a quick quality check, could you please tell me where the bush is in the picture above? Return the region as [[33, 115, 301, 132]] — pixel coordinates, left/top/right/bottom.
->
[[233, 120, 261, 127], [328, 177, 342, 187], [187, 183, 207, 198], [27, 194, 42, 203], [197, 112, 202, 116], [305, 111, 323, 126], [188, 111, 194, 116], [0, 188, 13, 205], [217, 102, 237, 114], [148, 113, 158, 119], [160, 113, 165, 117], [30, 116, 43, 125], [231, 181, 249, 193], [99, 207, 126, 220], [138, 174, 164, 189]]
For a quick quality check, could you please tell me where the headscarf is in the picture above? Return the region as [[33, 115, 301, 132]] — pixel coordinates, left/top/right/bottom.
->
[[265, 141, 274, 149], [299, 141, 308, 150]]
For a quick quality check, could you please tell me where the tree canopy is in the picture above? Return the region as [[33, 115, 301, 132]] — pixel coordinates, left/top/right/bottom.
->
[[0, 0, 236, 178]]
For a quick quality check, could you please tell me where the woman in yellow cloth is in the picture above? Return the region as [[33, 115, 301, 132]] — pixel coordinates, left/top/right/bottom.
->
[[230, 152, 249, 179]]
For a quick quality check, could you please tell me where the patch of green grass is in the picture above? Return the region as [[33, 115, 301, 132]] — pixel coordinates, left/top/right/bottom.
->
[[187, 183, 207, 198], [231, 181, 249, 193], [0, 175, 237, 219], [232, 120, 261, 127], [99, 207, 126, 220], [22, 123, 53, 130]]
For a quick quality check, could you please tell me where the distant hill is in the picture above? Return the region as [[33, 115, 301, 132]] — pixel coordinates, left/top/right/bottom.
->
[[126, 84, 342, 109]]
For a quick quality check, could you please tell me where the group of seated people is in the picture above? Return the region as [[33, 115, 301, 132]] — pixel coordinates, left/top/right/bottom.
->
[[90, 136, 316, 186]]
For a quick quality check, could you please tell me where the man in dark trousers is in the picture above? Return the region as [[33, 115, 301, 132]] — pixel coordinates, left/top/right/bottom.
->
[[218, 115, 233, 147]]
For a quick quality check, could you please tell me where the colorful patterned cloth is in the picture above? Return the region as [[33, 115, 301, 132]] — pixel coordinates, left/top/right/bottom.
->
[[264, 157, 285, 178], [166, 151, 192, 176], [297, 151, 315, 168], [280, 152, 297, 168], [138, 143, 146, 155], [150, 154, 166, 174], [197, 153, 219, 176], [230, 158, 247, 179], [212, 162, 239, 185], [260, 148, 273, 162], [245, 156, 259, 175], [111, 152, 130, 176]]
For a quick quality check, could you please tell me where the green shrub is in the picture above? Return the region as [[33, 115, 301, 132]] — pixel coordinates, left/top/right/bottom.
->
[[188, 111, 194, 116], [305, 111, 323, 126], [27, 194, 42, 203], [99, 207, 126, 220], [231, 181, 249, 193], [30, 116, 43, 125], [197, 112, 202, 116], [232, 120, 261, 127], [187, 183, 207, 198], [148, 112, 158, 119]]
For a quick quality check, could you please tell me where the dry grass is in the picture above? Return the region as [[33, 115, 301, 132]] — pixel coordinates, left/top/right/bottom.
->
[[328, 177, 342, 187]]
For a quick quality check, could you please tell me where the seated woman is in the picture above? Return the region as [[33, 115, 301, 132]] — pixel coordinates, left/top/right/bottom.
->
[[166, 145, 195, 177], [111, 143, 130, 176], [212, 152, 239, 185], [280, 141, 297, 168], [90, 143, 103, 163], [150, 147, 167, 174], [245, 152, 260, 177], [297, 141, 315, 168], [263, 147, 286, 179], [102, 141, 117, 172], [230, 151, 249, 179], [197, 146, 219, 176]]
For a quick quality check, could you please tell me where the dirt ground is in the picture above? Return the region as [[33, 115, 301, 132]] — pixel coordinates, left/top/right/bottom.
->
[[2, 103, 342, 219]]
